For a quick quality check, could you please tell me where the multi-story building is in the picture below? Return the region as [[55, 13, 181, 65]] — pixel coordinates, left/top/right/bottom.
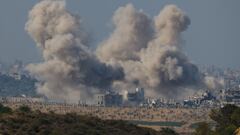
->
[[127, 88, 144, 104], [95, 91, 123, 107], [220, 86, 240, 105]]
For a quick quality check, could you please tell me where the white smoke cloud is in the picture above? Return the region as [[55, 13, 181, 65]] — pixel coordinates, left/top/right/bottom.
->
[[204, 76, 225, 90], [25, 0, 124, 102], [26, 1, 223, 101], [153, 5, 190, 47], [96, 4, 153, 63], [97, 4, 223, 98]]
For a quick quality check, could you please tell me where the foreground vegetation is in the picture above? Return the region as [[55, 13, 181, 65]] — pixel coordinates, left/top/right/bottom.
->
[[0, 104, 178, 135], [194, 104, 240, 135], [2, 103, 239, 135]]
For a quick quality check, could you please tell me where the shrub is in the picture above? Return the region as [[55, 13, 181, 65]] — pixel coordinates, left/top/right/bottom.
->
[[17, 105, 31, 113], [0, 103, 12, 114]]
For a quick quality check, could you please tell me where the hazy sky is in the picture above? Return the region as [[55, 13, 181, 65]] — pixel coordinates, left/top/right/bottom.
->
[[0, 0, 239, 68]]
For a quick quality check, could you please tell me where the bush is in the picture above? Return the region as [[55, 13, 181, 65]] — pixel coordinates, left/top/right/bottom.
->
[[0, 103, 12, 114], [17, 105, 31, 113]]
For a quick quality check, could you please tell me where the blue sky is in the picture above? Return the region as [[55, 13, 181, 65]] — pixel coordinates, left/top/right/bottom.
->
[[0, 0, 239, 68]]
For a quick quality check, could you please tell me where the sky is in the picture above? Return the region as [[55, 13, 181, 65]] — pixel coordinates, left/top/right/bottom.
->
[[0, 0, 239, 68]]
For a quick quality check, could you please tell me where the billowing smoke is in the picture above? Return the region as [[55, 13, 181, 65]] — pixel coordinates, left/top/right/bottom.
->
[[26, 1, 223, 101], [204, 76, 224, 90], [97, 4, 223, 98], [25, 0, 124, 102], [137, 5, 201, 97], [97, 4, 153, 63]]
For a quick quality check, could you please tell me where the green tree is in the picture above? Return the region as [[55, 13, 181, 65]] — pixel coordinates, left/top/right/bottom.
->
[[196, 104, 240, 135], [231, 108, 240, 126], [210, 104, 238, 129]]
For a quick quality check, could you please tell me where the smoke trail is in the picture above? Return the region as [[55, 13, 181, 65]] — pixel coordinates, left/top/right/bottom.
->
[[25, 0, 124, 102]]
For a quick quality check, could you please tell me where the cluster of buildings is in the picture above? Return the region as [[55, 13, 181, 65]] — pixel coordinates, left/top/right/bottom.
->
[[94, 86, 240, 108], [2, 85, 240, 108], [141, 98, 179, 108], [220, 86, 240, 105], [0, 96, 44, 104], [137, 90, 219, 108], [178, 86, 240, 108], [182, 91, 217, 108], [1, 63, 240, 108], [94, 88, 145, 107]]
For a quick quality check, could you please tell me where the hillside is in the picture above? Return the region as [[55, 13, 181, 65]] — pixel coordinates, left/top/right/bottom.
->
[[0, 105, 169, 135]]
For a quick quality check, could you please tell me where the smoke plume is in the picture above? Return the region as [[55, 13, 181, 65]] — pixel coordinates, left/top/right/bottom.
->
[[97, 4, 223, 98], [25, 0, 124, 102], [26, 1, 223, 101], [96, 4, 153, 63]]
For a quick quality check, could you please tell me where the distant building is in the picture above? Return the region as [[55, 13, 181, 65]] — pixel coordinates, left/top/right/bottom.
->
[[45, 98, 66, 104], [95, 94, 105, 106], [127, 88, 145, 105], [0, 96, 44, 103], [183, 91, 217, 107], [10, 72, 21, 80], [183, 100, 196, 107], [221, 86, 240, 105], [95, 91, 123, 107]]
